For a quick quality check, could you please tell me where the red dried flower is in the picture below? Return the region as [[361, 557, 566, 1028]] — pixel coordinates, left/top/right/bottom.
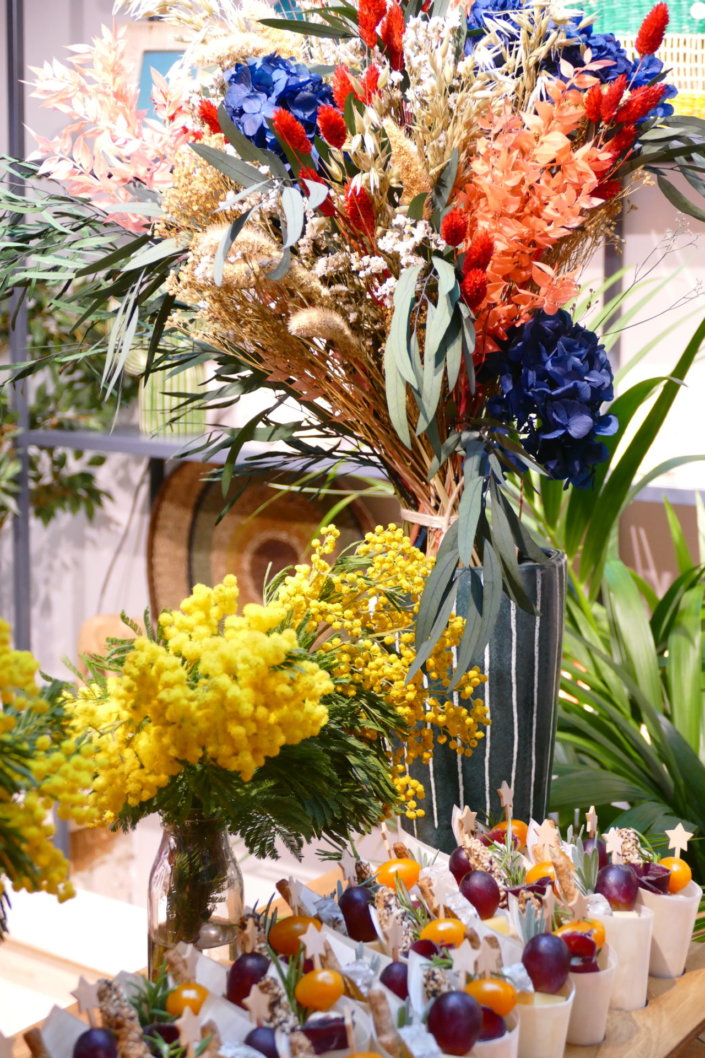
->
[[198, 99, 222, 135], [345, 183, 376, 239], [460, 268, 487, 311], [635, 2, 669, 56], [271, 108, 312, 155], [317, 104, 347, 149], [358, 0, 387, 48], [379, 3, 405, 72], [593, 179, 622, 201], [361, 64, 380, 102], [609, 123, 638, 158], [464, 231, 494, 272], [299, 166, 335, 216], [332, 65, 357, 109], [440, 210, 467, 247], [584, 84, 603, 124], [600, 75, 628, 123], [615, 83, 667, 125]]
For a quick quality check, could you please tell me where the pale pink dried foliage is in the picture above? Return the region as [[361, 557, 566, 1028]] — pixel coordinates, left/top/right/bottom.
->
[[28, 25, 193, 231]]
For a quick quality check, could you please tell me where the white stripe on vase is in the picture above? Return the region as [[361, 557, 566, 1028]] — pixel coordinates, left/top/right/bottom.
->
[[530, 574, 542, 820], [510, 601, 518, 795]]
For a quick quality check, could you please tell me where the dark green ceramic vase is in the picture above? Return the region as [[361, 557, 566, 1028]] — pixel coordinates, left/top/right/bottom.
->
[[405, 550, 567, 852]]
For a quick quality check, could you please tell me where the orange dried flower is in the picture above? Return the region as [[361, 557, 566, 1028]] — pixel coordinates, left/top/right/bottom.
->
[[271, 108, 312, 155], [635, 2, 669, 56], [198, 99, 221, 135], [379, 3, 405, 71], [345, 183, 376, 239], [317, 105, 347, 148], [440, 209, 467, 247]]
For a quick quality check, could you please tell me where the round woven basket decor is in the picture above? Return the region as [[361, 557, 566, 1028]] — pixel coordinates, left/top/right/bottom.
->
[[147, 462, 376, 615]]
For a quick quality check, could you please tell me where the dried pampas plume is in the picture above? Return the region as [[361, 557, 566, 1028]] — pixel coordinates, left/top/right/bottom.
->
[[288, 308, 362, 359], [383, 120, 432, 206]]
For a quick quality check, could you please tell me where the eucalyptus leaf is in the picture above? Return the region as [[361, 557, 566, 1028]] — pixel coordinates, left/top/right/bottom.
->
[[432, 150, 459, 214], [213, 210, 253, 287], [266, 247, 292, 280], [281, 186, 305, 248], [190, 143, 265, 188]]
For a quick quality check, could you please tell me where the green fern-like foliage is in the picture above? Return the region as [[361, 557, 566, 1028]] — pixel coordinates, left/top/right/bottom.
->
[[116, 691, 404, 859]]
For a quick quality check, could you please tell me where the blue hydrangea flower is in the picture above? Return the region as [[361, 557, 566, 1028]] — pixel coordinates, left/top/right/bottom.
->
[[485, 310, 618, 488], [223, 53, 333, 154]]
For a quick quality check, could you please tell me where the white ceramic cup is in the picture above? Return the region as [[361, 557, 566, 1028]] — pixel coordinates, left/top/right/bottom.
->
[[637, 881, 703, 977], [515, 981, 575, 1058], [566, 944, 618, 1045], [593, 906, 654, 1010], [471, 1012, 519, 1058]]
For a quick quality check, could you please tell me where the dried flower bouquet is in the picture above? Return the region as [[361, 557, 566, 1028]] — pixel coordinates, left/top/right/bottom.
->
[[2, 0, 705, 658]]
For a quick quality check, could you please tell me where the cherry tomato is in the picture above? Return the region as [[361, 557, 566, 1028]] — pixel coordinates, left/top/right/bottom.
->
[[268, 915, 321, 956], [376, 857, 421, 890], [419, 917, 466, 949], [464, 976, 517, 1016], [525, 860, 557, 887], [165, 981, 209, 1016], [554, 918, 606, 951], [658, 856, 692, 893], [489, 819, 529, 848], [294, 968, 345, 1011]]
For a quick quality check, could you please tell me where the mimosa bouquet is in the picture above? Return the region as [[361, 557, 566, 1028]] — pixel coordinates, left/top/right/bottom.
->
[[0, 620, 95, 938], [60, 524, 488, 853]]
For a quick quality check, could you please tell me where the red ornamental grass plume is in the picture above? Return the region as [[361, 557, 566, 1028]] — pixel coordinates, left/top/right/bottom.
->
[[299, 166, 335, 216], [361, 64, 381, 102], [585, 84, 603, 123], [464, 231, 494, 271], [317, 104, 347, 148], [379, 3, 405, 71], [198, 99, 221, 135], [441, 210, 467, 247], [609, 123, 638, 159], [600, 74, 628, 123], [615, 83, 667, 124], [635, 2, 669, 56], [358, 0, 387, 48], [332, 65, 356, 109], [594, 179, 622, 201], [345, 183, 376, 240], [460, 268, 487, 311], [271, 108, 312, 155]]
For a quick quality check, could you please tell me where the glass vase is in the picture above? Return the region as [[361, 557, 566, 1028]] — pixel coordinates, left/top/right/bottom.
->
[[148, 813, 244, 978]]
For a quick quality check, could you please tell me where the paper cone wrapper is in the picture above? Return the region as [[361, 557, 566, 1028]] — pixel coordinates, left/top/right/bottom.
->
[[471, 1012, 519, 1057], [516, 981, 574, 1058], [593, 907, 653, 1010], [566, 945, 617, 1045], [637, 881, 702, 978]]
